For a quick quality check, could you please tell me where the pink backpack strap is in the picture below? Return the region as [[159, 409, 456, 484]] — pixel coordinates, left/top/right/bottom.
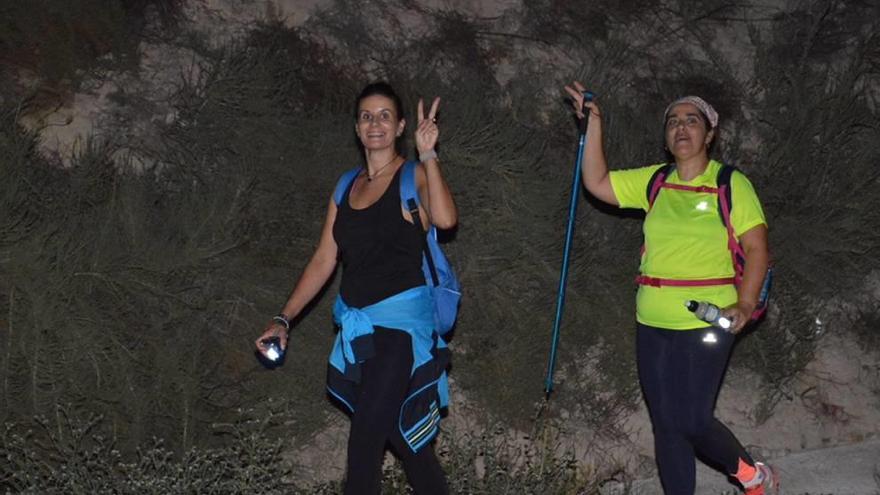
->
[[717, 183, 745, 285], [646, 165, 674, 210], [647, 173, 665, 209]]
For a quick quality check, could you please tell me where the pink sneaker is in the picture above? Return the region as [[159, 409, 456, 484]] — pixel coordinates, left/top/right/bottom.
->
[[743, 462, 779, 495]]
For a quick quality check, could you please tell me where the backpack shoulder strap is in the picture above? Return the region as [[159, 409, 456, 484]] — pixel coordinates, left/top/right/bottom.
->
[[715, 164, 738, 228], [400, 160, 430, 232], [400, 160, 440, 285], [400, 160, 420, 208], [715, 163, 747, 281], [332, 167, 361, 206], [646, 163, 675, 209]]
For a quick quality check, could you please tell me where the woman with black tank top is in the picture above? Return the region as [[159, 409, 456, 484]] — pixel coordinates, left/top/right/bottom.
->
[[255, 82, 456, 494]]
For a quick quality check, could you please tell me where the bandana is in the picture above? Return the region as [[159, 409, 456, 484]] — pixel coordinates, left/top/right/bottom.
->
[[664, 96, 719, 129]]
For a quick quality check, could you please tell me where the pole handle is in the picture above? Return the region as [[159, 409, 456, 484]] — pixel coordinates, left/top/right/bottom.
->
[[577, 91, 595, 135]]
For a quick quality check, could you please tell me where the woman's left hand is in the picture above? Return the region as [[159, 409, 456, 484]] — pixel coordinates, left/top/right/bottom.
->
[[723, 300, 756, 334], [415, 97, 441, 155]]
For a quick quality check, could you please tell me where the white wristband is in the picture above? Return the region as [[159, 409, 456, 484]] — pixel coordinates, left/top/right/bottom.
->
[[419, 150, 438, 162], [272, 315, 290, 330]]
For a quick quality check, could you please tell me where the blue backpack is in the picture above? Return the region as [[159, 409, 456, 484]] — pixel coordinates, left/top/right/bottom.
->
[[333, 160, 461, 335]]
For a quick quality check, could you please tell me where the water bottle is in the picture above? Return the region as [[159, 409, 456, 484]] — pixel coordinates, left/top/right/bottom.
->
[[685, 300, 732, 330]]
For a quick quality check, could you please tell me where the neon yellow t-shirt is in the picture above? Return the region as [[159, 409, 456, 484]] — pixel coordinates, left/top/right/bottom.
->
[[609, 160, 767, 329]]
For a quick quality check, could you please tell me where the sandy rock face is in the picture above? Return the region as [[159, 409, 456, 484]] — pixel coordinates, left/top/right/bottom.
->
[[21, 0, 336, 166], [701, 327, 880, 466], [18, 81, 115, 167], [189, 0, 328, 33]]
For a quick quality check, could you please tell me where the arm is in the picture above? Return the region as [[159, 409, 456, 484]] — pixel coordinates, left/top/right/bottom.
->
[[255, 198, 340, 355], [724, 224, 769, 333], [563, 81, 618, 206], [414, 97, 458, 229], [415, 158, 457, 229]]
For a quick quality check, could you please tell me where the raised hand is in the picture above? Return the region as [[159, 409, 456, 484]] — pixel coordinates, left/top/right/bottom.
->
[[563, 81, 600, 121], [415, 97, 441, 155]]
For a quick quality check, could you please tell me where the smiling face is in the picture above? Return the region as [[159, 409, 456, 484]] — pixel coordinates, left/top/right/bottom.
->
[[664, 102, 714, 161], [355, 94, 405, 152]]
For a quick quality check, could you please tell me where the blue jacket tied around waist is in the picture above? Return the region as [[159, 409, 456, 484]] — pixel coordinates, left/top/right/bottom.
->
[[327, 285, 450, 452]]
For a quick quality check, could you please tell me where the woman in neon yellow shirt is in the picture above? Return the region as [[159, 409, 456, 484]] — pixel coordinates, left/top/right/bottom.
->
[[564, 82, 776, 495]]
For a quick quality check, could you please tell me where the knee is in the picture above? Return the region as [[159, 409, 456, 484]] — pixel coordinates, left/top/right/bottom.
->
[[650, 408, 714, 441], [680, 413, 714, 440], [649, 411, 678, 438]]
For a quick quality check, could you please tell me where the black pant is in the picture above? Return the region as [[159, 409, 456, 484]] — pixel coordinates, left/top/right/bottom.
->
[[636, 323, 753, 494], [343, 327, 448, 495]]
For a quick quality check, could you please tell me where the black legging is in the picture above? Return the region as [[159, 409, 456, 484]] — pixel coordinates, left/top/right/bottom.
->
[[636, 323, 754, 494], [343, 327, 448, 495]]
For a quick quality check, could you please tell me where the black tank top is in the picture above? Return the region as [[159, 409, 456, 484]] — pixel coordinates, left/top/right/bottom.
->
[[333, 167, 425, 308]]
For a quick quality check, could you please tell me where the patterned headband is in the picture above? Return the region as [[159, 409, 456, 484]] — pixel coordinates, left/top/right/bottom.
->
[[664, 96, 719, 129]]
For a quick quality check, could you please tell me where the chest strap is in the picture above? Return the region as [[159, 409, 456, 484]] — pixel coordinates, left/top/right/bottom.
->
[[635, 275, 736, 288]]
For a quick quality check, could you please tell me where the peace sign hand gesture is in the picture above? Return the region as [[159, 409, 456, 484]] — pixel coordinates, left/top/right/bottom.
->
[[415, 97, 441, 155]]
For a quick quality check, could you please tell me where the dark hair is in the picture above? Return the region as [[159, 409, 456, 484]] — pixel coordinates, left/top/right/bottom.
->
[[354, 81, 405, 121]]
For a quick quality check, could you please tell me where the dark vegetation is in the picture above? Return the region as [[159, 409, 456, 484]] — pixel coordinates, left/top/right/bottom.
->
[[1, 0, 878, 491], [0, 0, 185, 109]]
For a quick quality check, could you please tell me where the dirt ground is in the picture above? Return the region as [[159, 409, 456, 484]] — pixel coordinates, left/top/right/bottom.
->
[[287, 329, 880, 492]]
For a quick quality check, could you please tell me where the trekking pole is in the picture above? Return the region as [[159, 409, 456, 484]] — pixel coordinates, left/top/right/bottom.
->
[[544, 91, 594, 399]]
